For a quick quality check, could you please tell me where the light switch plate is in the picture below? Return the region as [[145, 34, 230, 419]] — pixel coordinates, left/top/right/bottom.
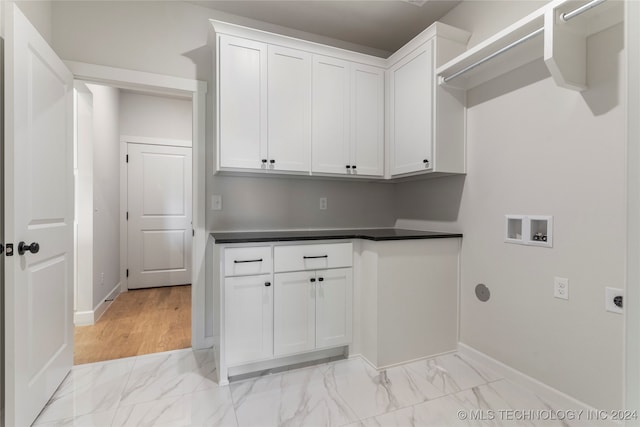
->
[[212, 194, 222, 211]]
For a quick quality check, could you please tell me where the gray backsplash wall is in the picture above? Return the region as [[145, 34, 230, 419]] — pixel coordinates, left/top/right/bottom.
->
[[209, 175, 396, 231]]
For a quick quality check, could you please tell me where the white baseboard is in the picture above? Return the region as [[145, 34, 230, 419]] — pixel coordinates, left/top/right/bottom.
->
[[73, 310, 95, 326], [94, 282, 121, 322], [193, 336, 214, 350], [74, 282, 122, 326], [458, 342, 599, 412]]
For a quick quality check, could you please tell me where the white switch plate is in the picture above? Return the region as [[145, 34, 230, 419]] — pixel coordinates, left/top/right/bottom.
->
[[605, 287, 623, 314], [319, 197, 327, 210], [212, 194, 222, 211], [554, 277, 569, 300]]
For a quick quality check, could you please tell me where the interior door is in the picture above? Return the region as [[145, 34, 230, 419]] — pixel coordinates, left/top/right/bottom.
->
[[127, 143, 192, 289], [4, 5, 75, 426]]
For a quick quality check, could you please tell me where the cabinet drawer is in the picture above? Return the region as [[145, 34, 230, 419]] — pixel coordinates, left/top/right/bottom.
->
[[274, 243, 352, 272], [224, 246, 272, 276]]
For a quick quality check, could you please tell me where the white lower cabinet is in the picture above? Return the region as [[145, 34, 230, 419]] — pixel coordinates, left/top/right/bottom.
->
[[274, 268, 353, 357], [274, 271, 316, 356], [222, 242, 353, 376], [315, 268, 353, 349], [224, 274, 274, 366]]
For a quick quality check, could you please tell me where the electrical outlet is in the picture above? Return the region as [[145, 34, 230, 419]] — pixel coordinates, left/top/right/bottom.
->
[[319, 197, 327, 210], [554, 277, 569, 300], [605, 287, 623, 314], [212, 194, 222, 211]]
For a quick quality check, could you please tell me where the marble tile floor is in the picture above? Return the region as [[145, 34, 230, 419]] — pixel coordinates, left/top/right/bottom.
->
[[33, 348, 611, 427]]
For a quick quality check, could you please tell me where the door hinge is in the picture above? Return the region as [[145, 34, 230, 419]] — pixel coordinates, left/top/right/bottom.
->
[[126, 154, 129, 163], [126, 211, 128, 220], [126, 269, 129, 277], [192, 229, 195, 237]]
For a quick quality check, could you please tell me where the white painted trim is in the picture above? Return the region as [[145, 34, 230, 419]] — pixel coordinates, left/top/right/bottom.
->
[[75, 282, 121, 326], [94, 282, 121, 323], [210, 20, 388, 68], [73, 311, 94, 326], [191, 84, 209, 350], [119, 139, 128, 293], [65, 61, 205, 94], [626, 0, 640, 418], [121, 135, 192, 148], [457, 343, 600, 412]]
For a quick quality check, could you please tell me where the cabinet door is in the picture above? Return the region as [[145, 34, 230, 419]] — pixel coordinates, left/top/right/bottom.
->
[[389, 40, 434, 176], [274, 271, 316, 356], [268, 45, 312, 172], [311, 55, 350, 175], [218, 35, 268, 170], [316, 268, 353, 349], [225, 274, 273, 366], [351, 64, 384, 177]]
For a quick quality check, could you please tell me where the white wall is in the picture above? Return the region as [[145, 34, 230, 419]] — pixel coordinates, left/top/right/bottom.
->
[[87, 84, 121, 308], [119, 91, 192, 143], [14, 0, 52, 44], [396, 2, 625, 410]]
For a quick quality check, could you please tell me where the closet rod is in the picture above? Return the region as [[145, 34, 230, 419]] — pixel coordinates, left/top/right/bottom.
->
[[442, 27, 543, 83], [561, 0, 608, 22]]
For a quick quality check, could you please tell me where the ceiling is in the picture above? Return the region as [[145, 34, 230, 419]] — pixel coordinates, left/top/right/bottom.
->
[[189, 1, 462, 55]]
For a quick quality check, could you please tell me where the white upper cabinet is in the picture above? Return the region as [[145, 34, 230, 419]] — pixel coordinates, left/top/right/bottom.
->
[[267, 46, 312, 173], [217, 35, 267, 170], [212, 20, 469, 180], [389, 40, 434, 176], [312, 57, 384, 177], [312, 55, 351, 175], [387, 23, 470, 178], [350, 64, 384, 177]]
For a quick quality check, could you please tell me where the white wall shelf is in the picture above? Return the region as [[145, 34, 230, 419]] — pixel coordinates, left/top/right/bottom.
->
[[437, 0, 623, 92], [436, 10, 545, 90]]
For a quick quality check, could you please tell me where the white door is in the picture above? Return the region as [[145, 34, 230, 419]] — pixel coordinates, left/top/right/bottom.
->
[[225, 274, 273, 365], [351, 64, 384, 177], [274, 271, 316, 356], [4, 5, 74, 426], [267, 45, 311, 172], [127, 143, 192, 289], [311, 55, 350, 175], [316, 268, 353, 349], [389, 40, 434, 176], [218, 35, 268, 170]]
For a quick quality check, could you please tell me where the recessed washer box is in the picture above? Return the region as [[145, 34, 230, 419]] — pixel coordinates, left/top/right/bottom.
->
[[505, 215, 553, 248]]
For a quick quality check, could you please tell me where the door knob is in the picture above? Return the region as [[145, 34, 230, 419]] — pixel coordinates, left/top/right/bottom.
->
[[18, 241, 40, 255]]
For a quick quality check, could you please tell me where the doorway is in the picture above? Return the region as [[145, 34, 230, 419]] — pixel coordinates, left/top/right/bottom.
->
[[73, 84, 196, 364]]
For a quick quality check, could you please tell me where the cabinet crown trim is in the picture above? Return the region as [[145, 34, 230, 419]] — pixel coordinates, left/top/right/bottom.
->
[[210, 19, 387, 68]]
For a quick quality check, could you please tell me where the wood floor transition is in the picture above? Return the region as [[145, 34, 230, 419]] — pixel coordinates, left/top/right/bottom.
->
[[74, 285, 191, 365]]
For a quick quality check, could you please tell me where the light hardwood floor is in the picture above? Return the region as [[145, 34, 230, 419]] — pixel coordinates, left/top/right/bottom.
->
[[74, 285, 191, 365]]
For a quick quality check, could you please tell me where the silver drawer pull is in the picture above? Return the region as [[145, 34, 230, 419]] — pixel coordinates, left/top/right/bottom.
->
[[303, 255, 328, 259], [234, 258, 263, 264]]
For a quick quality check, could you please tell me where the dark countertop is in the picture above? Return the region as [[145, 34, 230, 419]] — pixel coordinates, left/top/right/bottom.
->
[[211, 228, 463, 244]]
